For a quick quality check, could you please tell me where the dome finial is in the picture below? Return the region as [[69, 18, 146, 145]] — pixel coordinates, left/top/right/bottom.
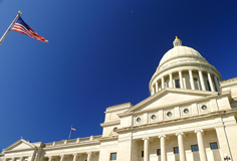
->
[[173, 36, 182, 47]]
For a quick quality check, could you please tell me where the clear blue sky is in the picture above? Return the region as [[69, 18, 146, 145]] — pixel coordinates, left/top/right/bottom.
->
[[0, 0, 236, 150]]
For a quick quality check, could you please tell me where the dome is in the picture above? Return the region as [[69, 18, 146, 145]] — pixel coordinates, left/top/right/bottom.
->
[[149, 37, 222, 95], [159, 46, 204, 66]]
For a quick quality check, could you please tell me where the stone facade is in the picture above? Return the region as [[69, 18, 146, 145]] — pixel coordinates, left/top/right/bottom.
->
[[1, 37, 237, 161]]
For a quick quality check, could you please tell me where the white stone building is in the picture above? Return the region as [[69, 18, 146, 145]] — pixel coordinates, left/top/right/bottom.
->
[[1, 37, 237, 161]]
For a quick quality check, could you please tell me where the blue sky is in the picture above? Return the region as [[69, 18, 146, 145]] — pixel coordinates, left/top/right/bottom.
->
[[0, 0, 237, 150]]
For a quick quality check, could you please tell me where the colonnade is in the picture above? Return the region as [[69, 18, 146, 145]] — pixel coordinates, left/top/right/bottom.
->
[[48, 152, 94, 161], [151, 69, 220, 95], [142, 130, 207, 161]]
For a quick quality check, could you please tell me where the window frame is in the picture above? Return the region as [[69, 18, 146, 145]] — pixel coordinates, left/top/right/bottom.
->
[[110, 152, 117, 160], [210, 142, 218, 150], [191, 145, 199, 152], [141, 151, 144, 157], [175, 79, 180, 88], [173, 147, 179, 154], [157, 149, 161, 156]]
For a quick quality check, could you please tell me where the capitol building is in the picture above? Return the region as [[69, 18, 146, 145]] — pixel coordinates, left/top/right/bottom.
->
[[1, 37, 237, 161]]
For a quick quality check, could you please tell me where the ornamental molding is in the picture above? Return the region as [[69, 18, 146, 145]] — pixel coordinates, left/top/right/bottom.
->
[[105, 102, 133, 113], [117, 109, 237, 133]]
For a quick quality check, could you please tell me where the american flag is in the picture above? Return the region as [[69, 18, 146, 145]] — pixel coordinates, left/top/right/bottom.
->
[[71, 127, 76, 131], [11, 16, 48, 43]]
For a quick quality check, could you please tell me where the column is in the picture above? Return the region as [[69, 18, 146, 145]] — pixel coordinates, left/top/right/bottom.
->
[[207, 73, 214, 92], [195, 130, 207, 161], [159, 135, 167, 161], [214, 76, 220, 92], [60, 155, 64, 161], [198, 70, 206, 91], [48, 156, 52, 161], [169, 73, 173, 88], [87, 152, 92, 161], [179, 71, 184, 89], [20, 157, 24, 161], [142, 137, 149, 161], [72, 154, 77, 161], [176, 133, 186, 161], [189, 70, 195, 90], [155, 81, 158, 93], [161, 77, 164, 89], [151, 86, 154, 95]]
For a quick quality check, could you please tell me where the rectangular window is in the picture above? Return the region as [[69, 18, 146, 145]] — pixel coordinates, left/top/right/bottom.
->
[[194, 78, 199, 90], [207, 80, 211, 91], [174, 147, 179, 154], [141, 151, 144, 157], [191, 145, 199, 152], [157, 149, 161, 155], [175, 79, 180, 88], [110, 153, 117, 160], [210, 142, 218, 149]]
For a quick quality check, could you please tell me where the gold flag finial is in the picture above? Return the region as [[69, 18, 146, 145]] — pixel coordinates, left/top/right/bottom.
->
[[175, 36, 178, 39], [18, 11, 22, 14]]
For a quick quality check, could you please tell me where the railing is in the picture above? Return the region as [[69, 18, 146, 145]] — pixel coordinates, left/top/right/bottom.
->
[[45, 135, 102, 147]]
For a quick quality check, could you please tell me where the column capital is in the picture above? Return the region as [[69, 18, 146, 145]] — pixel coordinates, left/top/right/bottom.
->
[[194, 129, 203, 133], [158, 135, 166, 138], [72, 154, 77, 156], [188, 69, 193, 72], [60, 155, 64, 158], [87, 152, 92, 155], [169, 72, 173, 75], [175, 132, 184, 136], [142, 137, 149, 141]]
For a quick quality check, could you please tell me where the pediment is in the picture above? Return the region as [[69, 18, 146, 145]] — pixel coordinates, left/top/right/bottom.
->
[[4, 139, 35, 152], [126, 88, 217, 113]]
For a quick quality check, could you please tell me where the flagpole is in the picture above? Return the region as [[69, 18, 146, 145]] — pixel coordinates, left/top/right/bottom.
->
[[0, 11, 22, 46], [68, 124, 73, 140]]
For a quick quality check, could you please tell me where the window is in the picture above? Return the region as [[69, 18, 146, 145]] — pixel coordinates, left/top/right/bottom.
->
[[201, 105, 207, 110], [194, 78, 199, 90], [174, 147, 179, 154], [151, 115, 156, 120], [167, 112, 172, 117], [207, 80, 211, 91], [157, 149, 161, 155], [210, 142, 218, 149], [136, 117, 141, 122], [141, 151, 144, 157], [183, 108, 189, 114], [191, 145, 199, 152], [175, 79, 180, 88], [110, 153, 117, 160]]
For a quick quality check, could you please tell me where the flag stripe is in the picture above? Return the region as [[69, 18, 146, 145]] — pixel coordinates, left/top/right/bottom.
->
[[11, 17, 48, 43], [71, 127, 76, 131]]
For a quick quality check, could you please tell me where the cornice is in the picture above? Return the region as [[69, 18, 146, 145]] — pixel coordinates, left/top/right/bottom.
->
[[43, 140, 100, 150], [3, 147, 36, 153], [98, 136, 118, 142], [100, 120, 120, 127], [105, 102, 133, 112], [117, 109, 237, 133], [220, 77, 237, 87]]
